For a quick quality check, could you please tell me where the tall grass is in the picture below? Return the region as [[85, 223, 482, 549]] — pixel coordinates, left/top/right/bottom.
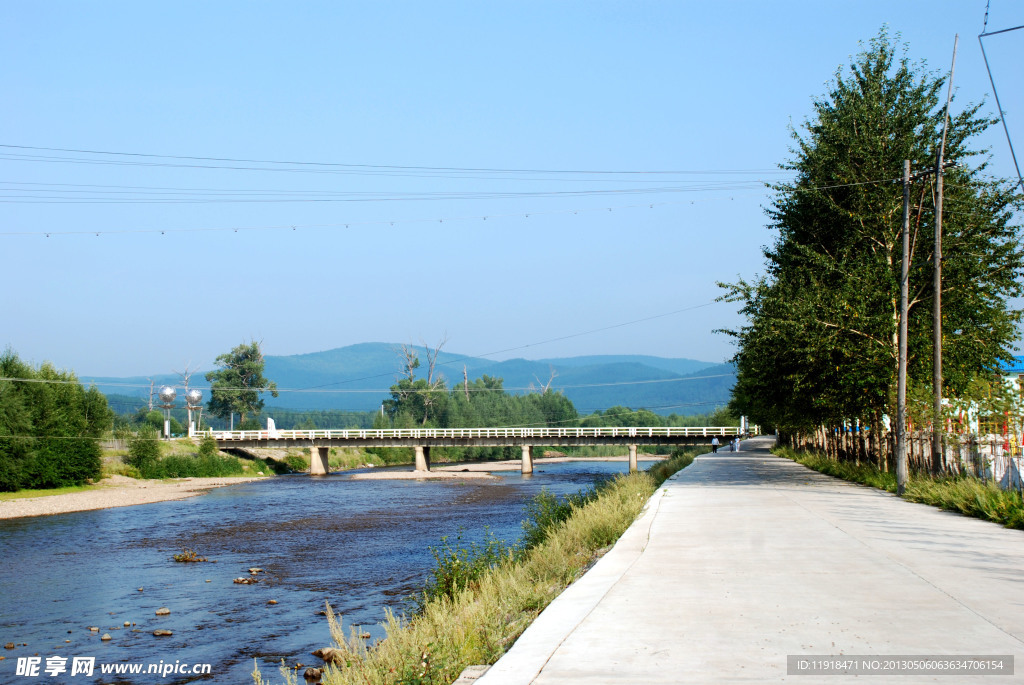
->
[[253, 446, 704, 685], [774, 446, 1024, 530]]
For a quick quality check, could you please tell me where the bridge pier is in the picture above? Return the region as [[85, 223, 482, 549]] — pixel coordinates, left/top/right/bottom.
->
[[521, 445, 533, 475], [310, 446, 330, 476], [414, 445, 431, 472], [628, 444, 638, 473]]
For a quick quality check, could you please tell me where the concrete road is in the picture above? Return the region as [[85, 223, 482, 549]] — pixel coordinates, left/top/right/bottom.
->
[[477, 436, 1024, 684]]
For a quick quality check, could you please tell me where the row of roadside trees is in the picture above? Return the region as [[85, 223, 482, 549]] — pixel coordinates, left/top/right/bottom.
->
[[721, 30, 1024, 470]]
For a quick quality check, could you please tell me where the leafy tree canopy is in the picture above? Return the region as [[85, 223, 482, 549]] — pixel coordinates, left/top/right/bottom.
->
[[0, 349, 112, 491], [720, 29, 1024, 432], [205, 340, 279, 425]]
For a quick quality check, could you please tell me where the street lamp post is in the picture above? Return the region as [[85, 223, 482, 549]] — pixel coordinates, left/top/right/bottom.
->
[[158, 386, 177, 440], [185, 389, 203, 437]]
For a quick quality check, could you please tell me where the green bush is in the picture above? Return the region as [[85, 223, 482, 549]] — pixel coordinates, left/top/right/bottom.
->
[[284, 454, 309, 472], [139, 453, 246, 479], [521, 488, 596, 549], [419, 527, 514, 610], [197, 435, 219, 458], [126, 429, 162, 471]]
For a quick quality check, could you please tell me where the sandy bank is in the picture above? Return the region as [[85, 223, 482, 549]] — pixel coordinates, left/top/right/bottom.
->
[[0, 475, 263, 520], [434, 455, 669, 472], [351, 455, 670, 478], [348, 470, 497, 481]]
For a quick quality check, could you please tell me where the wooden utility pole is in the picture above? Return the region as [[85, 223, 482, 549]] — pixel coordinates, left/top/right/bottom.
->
[[932, 34, 958, 475], [897, 159, 911, 496]]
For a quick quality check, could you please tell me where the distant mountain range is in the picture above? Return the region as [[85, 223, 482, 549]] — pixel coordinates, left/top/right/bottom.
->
[[87, 342, 735, 416]]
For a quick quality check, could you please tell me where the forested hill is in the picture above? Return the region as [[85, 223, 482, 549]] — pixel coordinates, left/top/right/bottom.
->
[[86, 343, 734, 415]]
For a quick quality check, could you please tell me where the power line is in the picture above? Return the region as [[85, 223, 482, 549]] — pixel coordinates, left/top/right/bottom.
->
[[0, 143, 789, 177], [2, 298, 731, 400], [978, 8, 1024, 192], [0, 183, 767, 205], [0, 372, 733, 395], [0, 196, 733, 237], [287, 300, 724, 393], [0, 176, 907, 238]]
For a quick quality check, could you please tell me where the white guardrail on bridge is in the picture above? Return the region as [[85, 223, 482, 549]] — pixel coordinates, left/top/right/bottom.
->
[[206, 426, 750, 442]]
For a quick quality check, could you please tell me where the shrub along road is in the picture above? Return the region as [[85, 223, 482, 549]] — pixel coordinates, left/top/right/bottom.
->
[[479, 436, 1024, 684]]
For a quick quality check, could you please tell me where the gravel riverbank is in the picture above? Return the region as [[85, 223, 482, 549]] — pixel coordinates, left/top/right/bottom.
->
[[0, 475, 263, 520]]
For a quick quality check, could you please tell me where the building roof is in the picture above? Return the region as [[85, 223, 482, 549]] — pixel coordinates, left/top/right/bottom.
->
[[1002, 356, 1024, 374]]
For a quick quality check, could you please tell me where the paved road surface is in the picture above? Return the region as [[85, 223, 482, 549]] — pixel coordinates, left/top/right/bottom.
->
[[478, 436, 1024, 684]]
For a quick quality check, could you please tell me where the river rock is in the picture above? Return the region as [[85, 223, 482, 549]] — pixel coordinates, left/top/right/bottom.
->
[[303, 667, 322, 680], [155, 607, 170, 616], [137, 587, 143, 592], [123, 622, 131, 627], [267, 600, 278, 605], [248, 567, 263, 575], [311, 647, 342, 664], [101, 634, 111, 641], [153, 630, 173, 637], [233, 577, 258, 584], [88, 627, 99, 632], [3, 643, 13, 650]]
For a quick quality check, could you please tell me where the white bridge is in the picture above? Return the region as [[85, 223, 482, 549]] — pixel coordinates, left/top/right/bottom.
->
[[208, 425, 752, 475]]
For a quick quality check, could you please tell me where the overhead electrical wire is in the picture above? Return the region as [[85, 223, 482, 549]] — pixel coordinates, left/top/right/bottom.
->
[[1, 298, 728, 398], [0, 183, 767, 204], [0, 143, 789, 177], [0, 372, 733, 394], [4, 400, 735, 441], [978, 2, 1024, 192], [0, 177, 907, 238]]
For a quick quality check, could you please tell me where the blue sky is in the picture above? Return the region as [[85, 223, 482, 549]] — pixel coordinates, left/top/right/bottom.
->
[[2, 1, 1022, 377]]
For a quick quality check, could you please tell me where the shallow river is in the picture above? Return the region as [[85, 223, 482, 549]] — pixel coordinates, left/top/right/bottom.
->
[[0, 460, 656, 684]]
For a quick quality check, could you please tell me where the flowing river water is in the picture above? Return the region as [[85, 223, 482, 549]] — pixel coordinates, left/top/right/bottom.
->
[[0, 459, 657, 684]]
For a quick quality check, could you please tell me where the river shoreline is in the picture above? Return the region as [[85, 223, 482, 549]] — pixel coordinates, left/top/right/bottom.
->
[[0, 455, 668, 520], [0, 475, 264, 520]]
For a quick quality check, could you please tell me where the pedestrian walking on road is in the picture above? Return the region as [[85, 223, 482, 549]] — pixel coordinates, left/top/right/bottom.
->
[[711, 437, 719, 453], [734, 437, 741, 452]]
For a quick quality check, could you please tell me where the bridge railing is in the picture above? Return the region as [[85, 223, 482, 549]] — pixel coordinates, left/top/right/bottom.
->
[[206, 426, 749, 442]]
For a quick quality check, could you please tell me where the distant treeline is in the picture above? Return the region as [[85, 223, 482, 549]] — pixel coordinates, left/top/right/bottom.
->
[[369, 372, 737, 462]]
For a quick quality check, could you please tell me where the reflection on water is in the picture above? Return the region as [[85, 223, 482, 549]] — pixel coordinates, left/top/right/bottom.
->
[[0, 460, 655, 684]]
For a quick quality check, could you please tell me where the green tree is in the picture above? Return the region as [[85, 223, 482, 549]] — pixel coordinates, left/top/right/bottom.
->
[[721, 30, 1024, 435], [0, 349, 111, 491], [383, 344, 448, 426], [205, 340, 279, 426], [126, 427, 161, 471]]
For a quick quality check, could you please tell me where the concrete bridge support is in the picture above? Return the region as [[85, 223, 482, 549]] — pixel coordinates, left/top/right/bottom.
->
[[628, 444, 638, 473], [310, 446, 330, 476], [521, 445, 534, 475], [414, 445, 431, 472]]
